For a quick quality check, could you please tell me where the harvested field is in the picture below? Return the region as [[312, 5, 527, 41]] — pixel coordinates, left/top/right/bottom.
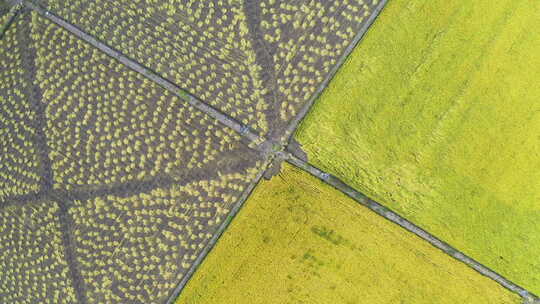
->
[[0, 200, 77, 303], [31, 15, 261, 192], [0, 12, 45, 202], [179, 163, 521, 304], [0, 11, 265, 303], [40, 0, 383, 139], [68, 168, 262, 303], [297, 0, 540, 294]]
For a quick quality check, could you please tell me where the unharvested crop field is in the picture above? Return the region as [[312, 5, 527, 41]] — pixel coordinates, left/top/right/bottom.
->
[[40, 0, 383, 139], [178, 164, 520, 304], [297, 0, 540, 294], [0, 11, 265, 303]]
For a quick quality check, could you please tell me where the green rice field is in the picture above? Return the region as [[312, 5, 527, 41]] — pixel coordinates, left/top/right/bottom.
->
[[297, 0, 540, 294]]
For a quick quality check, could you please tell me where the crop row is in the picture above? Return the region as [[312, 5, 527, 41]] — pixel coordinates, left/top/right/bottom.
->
[[30, 14, 262, 191], [0, 13, 43, 202], [42, 0, 381, 138]]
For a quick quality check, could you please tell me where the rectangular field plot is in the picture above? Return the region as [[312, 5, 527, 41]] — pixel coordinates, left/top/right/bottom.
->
[[297, 0, 540, 294], [178, 164, 520, 304], [41, 0, 383, 138]]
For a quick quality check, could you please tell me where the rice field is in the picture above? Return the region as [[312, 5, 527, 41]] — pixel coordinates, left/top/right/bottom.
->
[[178, 164, 520, 304], [297, 0, 540, 294], [0, 12, 44, 201], [0, 200, 78, 303], [32, 15, 261, 192], [40, 0, 382, 138], [1, 0, 537, 302], [0, 11, 265, 303]]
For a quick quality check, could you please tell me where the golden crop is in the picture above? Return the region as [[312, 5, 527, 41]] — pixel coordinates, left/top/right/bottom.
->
[[297, 0, 540, 294], [179, 164, 521, 304]]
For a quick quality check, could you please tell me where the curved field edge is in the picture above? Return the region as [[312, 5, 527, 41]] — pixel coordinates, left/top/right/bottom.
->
[[176, 163, 520, 304], [296, 0, 540, 294]]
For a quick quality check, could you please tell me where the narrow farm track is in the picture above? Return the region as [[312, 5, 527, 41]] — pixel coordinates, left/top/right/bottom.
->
[[0, 0, 537, 303], [18, 9, 54, 192], [282, 151, 540, 303], [243, 0, 279, 127]]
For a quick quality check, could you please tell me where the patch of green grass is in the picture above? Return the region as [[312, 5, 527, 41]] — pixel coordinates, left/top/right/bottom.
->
[[297, 0, 540, 293], [178, 164, 520, 304]]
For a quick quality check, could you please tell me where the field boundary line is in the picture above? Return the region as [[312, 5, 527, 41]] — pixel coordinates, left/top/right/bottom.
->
[[56, 199, 88, 304], [0, 191, 49, 209], [164, 158, 273, 304], [282, 151, 539, 303], [0, 174, 172, 209], [280, 0, 389, 146], [22, 0, 266, 149], [20, 9, 54, 193], [23, 10, 89, 301]]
